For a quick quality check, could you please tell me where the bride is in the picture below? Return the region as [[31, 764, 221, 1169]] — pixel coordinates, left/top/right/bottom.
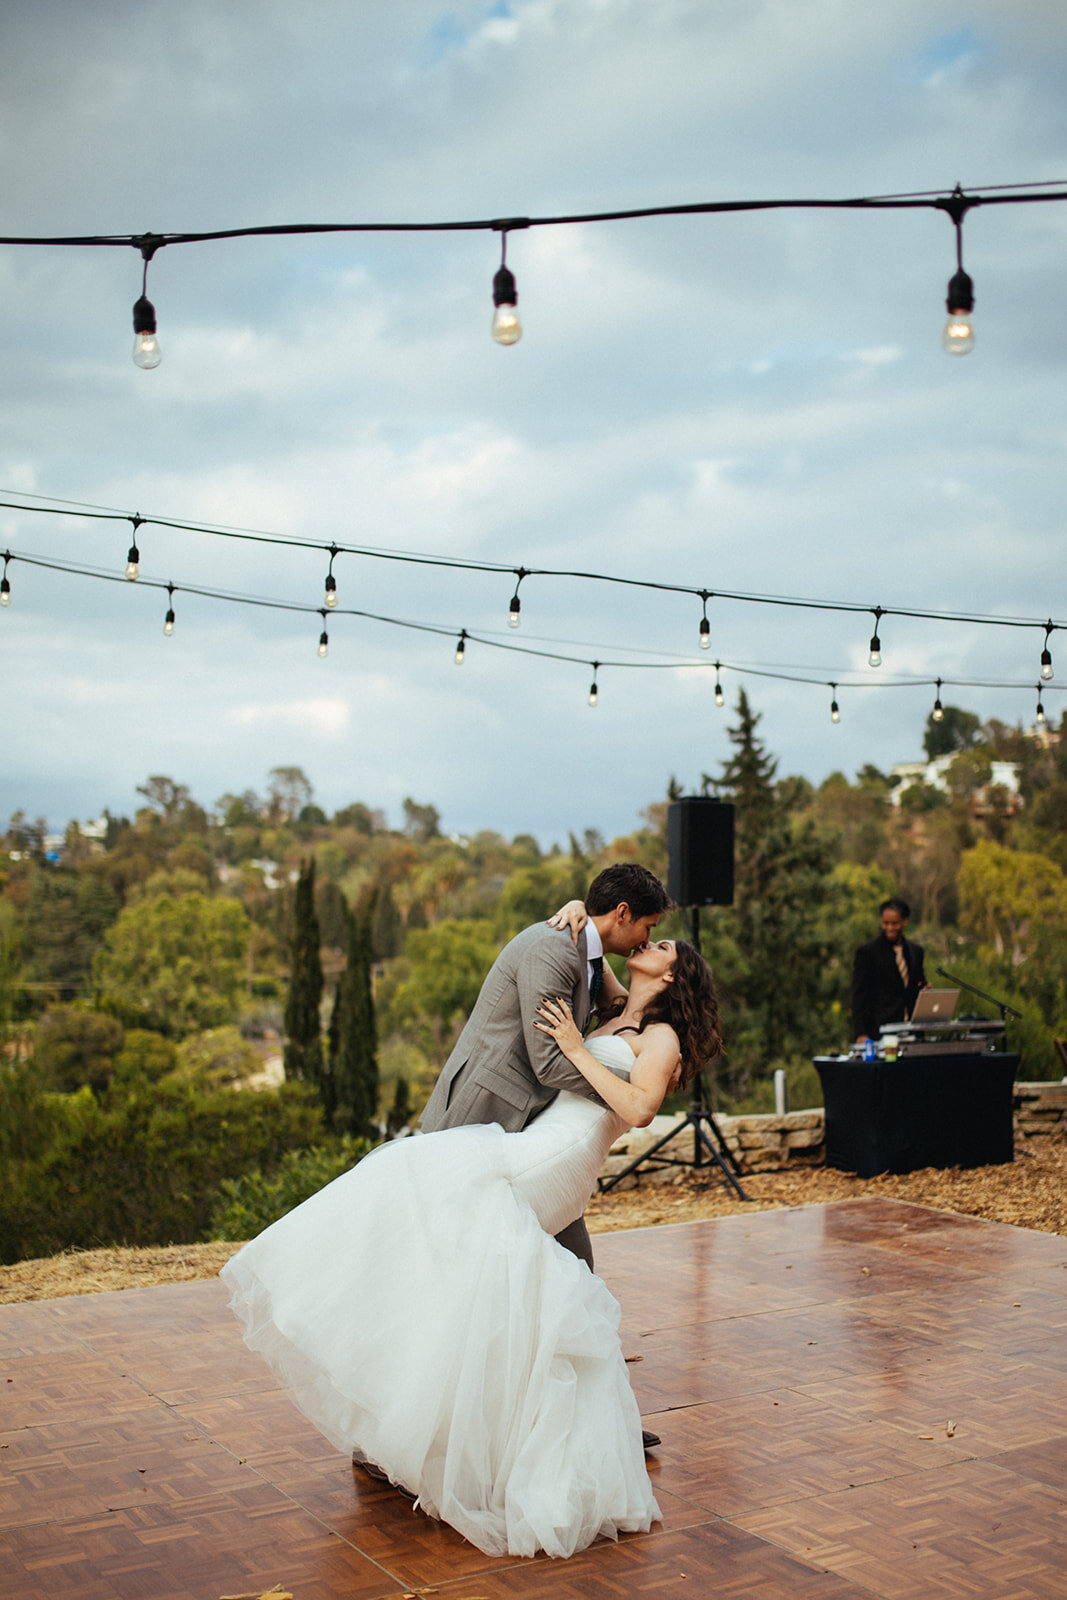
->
[[221, 924, 721, 1560]]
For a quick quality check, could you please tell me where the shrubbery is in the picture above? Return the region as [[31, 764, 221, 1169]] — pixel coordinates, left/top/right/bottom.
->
[[209, 1135, 373, 1239]]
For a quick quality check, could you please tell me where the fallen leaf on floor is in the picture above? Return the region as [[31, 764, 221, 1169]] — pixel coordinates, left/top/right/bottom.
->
[[861, 1267, 871, 1276], [219, 1587, 293, 1599], [625, 1354, 643, 1363], [946, 1421, 956, 1437]]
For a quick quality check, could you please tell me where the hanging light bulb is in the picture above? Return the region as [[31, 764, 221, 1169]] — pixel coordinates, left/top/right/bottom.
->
[[699, 591, 711, 649], [714, 662, 724, 707], [1036, 689, 1047, 728], [868, 608, 883, 668], [491, 230, 522, 345], [0, 552, 10, 607], [932, 678, 944, 722], [1040, 622, 1054, 682], [588, 663, 599, 708], [939, 187, 975, 356], [124, 516, 143, 580], [317, 610, 329, 657], [163, 583, 175, 636], [454, 628, 467, 665], [830, 684, 840, 724], [131, 237, 163, 369], [324, 545, 339, 609], [508, 568, 526, 628]]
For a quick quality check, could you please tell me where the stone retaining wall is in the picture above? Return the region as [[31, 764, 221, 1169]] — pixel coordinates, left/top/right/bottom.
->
[[600, 1080, 1067, 1184]]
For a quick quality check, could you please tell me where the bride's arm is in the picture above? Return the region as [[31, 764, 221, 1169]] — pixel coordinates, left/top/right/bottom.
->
[[546, 899, 628, 1006], [534, 998, 679, 1128]]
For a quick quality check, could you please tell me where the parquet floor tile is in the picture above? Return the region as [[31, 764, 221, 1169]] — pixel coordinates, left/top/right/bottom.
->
[[3, 1198, 1067, 1600], [0, 1300, 76, 1357], [0, 1347, 159, 1430], [794, 1349, 1067, 1453], [734, 1458, 1067, 1599], [426, 1521, 874, 1597], [638, 1386, 971, 1515], [0, 1482, 394, 1600], [0, 1407, 251, 1528]]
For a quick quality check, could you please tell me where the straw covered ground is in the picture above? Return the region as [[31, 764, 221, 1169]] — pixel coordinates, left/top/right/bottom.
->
[[3, 1134, 1065, 1304]]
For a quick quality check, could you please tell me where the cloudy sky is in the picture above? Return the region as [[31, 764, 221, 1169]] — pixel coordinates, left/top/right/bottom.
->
[[1, 0, 1064, 845]]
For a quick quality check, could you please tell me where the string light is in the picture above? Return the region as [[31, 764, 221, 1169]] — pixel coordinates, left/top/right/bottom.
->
[[1036, 686, 1047, 727], [868, 607, 883, 668], [491, 226, 523, 346], [317, 610, 329, 657], [0, 551, 10, 607], [939, 186, 976, 356], [699, 591, 711, 650], [454, 628, 467, 665], [932, 678, 944, 721], [125, 515, 143, 580], [829, 683, 840, 723], [324, 544, 339, 609], [588, 662, 599, 707], [163, 582, 175, 635], [508, 568, 527, 629], [131, 237, 163, 369], [1040, 620, 1054, 681], [714, 661, 725, 706]]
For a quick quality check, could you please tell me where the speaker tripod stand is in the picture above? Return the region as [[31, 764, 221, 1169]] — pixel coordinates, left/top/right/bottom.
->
[[597, 907, 749, 1201]]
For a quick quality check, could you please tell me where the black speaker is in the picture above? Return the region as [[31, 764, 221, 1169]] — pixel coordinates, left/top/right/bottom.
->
[[667, 797, 735, 906]]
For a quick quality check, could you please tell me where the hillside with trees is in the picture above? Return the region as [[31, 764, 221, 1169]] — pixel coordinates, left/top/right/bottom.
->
[[2, 704, 1064, 1264]]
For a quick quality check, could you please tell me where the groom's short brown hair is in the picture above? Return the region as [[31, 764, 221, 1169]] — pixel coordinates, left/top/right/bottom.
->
[[586, 863, 670, 919]]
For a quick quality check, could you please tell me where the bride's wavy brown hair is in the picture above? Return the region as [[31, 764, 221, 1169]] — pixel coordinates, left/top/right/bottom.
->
[[601, 940, 723, 1087]]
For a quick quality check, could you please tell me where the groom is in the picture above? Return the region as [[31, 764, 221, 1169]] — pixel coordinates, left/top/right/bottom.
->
[[421, 861, 670, 1264]]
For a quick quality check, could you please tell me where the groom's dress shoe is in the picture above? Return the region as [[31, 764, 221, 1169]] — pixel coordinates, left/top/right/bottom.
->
[[642, 1429, 661, 1451]]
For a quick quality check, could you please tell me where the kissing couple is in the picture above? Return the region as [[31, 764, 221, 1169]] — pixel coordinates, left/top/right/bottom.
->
[[223, 862, 721, 1559]]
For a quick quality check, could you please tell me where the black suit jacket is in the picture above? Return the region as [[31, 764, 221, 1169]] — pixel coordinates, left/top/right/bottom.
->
[[850, 933, 926, 1039]]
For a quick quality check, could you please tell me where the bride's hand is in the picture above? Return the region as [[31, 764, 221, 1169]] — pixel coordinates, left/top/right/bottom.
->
[[546, 899, 587, 944], [534, 995, 584, 1057]]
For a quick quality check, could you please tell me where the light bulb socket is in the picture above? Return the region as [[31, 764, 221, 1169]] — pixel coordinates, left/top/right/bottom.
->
[[933, 700, 943, 721], [125, 543, 140, 580], [830, 698, 840, 723], [318, 630, 329, 656], [0, 576, 9, 606], [163, 609, 175, 635], [945, 269, 974, 315], [1040, 648, 1053, 680], [699, 616, 711, 648], [325, 574, 338, 608], [508, 595, 521, 628], [493, 265, 518, 308], [132, 295, 157, 335], [454, 629, 467, 665]]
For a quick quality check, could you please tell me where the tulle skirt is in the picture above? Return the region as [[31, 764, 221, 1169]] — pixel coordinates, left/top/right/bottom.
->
[[221, 1101, 659, 1558]]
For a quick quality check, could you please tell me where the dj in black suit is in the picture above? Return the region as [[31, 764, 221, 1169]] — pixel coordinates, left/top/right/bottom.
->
[[850, 897, 927, 1042]]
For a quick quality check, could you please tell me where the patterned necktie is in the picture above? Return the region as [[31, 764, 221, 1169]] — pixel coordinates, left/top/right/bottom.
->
[[894, 943, 909, 989], [589, 956, 604, 1009]]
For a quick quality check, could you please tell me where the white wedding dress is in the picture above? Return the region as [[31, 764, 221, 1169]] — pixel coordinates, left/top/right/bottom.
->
[[221, 1035, 660, 1559]]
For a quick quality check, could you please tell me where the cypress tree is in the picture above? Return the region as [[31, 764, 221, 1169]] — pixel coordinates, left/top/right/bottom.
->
[[333, 906, 379, 1140], [283, 858, 324, 1091]]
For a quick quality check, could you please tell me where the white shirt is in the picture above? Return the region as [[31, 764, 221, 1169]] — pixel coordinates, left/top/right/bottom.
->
[[584, 920, 604, 993]]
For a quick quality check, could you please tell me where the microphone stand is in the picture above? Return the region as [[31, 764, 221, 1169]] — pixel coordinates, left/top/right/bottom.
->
[[936, 965, 1023, 1029]]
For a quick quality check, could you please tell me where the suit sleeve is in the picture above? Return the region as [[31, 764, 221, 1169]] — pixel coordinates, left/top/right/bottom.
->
[[850, 944, 874, 1038], [514, 934, 604, 1102]]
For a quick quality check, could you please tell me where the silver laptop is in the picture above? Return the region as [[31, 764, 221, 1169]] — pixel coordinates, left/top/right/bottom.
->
[[909, 988, 959, 1022]]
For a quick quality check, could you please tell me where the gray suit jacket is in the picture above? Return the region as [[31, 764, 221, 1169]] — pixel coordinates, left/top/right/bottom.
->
[[420, 922, 603, 1133]]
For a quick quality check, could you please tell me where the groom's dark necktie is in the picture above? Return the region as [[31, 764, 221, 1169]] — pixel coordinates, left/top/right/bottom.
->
[[589, 956, 604, 1009]]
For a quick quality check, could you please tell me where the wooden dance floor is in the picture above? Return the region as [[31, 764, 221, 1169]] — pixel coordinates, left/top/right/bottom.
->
[[3, 1197, 1067, 1599]]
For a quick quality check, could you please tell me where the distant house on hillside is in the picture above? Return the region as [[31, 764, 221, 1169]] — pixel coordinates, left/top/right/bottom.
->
[[890, 752, 1021, 815]]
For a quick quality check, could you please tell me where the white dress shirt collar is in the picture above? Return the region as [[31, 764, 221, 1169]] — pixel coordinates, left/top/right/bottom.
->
[[584, 918, 603, 982]]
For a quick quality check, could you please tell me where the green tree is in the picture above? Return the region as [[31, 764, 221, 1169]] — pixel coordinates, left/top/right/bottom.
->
[[284, 859, 324, 1088], [332, 906, 379, 1139], [923, 705, 981, 760], [370, 882, 403, 961], [33, 1006, 126, 1094], [91, 892, 250, 1036], [959, 840, 1067, 967], [402, 797, 441, 843], [384, 919, 499, 1060]]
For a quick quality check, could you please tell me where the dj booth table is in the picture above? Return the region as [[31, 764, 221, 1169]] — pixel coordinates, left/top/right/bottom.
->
[[815, 1033, 1018, 1177]]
